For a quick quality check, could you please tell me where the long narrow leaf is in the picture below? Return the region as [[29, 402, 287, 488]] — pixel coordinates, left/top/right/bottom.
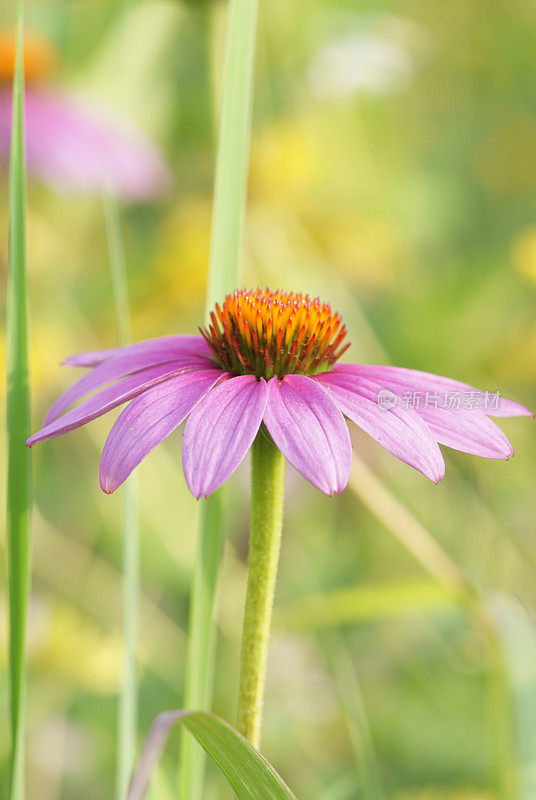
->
[[6, 3, 32, 800], [130, 710, 297, 800], [179, 0, 258, 796]]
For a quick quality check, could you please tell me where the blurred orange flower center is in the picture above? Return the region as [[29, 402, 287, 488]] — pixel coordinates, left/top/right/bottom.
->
[[201, 287, 349, 380], [0, 29, 57, 84]]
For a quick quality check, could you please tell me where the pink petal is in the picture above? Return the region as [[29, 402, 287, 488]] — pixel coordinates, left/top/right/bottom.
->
[[263, 375, 352, 495], [316, 372, 445, 483], [44, 338, 212, 426], [0, 87, 172, 201], [416, 406, 514, 459], [27, 365, 222, 446], [99, 369, 223, 493], [62, 335, 212, 368], [335, 364, 532, 418], [182, 376, 267, 499]]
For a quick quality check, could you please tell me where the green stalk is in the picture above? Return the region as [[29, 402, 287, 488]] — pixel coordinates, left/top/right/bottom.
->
[[116, 477, 140, 800], [237, 432, 286, 748], [6, 3, 32, 800], [206, 0, 258, 306], [178, 493, 223, 799], [103, 191, 132, 346], [179, 0, 259, 794], [103, 192, 139, 800]]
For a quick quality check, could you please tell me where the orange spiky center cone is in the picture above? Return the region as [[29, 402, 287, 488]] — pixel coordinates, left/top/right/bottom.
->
[[0, 29, 58, 84], [201, 288, 350, 380]]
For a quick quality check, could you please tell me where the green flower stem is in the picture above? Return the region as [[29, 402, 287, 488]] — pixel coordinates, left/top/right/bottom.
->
[[103, 191, 139, 800], [7, 3, 32, 800], [237, 432, 286, 748]]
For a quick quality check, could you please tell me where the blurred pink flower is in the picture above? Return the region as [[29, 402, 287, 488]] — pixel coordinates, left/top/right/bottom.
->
[[0, 29, 171, 200]]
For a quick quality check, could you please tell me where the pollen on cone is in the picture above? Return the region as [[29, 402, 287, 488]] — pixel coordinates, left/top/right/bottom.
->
[[200, 287, 349, 380]]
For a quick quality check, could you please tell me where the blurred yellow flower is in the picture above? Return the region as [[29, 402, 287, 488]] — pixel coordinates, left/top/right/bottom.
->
[[512, 225, 536, 286], [30, 603, 123, 694], [309, 210, 405, 288], [249, 120, 322, 204], [146, 196, 210, 320]]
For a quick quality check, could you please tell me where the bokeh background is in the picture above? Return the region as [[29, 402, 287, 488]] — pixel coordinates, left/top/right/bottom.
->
[[1, 0, 536, 798]]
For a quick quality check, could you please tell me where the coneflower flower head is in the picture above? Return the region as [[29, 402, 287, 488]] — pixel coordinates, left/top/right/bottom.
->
[[27, 288, 532, 499], [201, 288, 350, 379], [0, 28, 171, 199]]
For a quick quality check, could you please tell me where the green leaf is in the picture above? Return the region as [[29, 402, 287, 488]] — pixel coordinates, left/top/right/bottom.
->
[[6, 2, 32, 799], [129, 710, 297, 800]]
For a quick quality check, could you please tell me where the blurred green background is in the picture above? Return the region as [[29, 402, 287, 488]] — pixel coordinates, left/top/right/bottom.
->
[[1, 0, 535, 798]]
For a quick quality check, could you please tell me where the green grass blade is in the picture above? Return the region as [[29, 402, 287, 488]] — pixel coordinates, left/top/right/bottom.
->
[[131, 710, 297, 800], [205, 0, 258, 306], [322, 631, 384, 800], [103, 191, 139, 800], [178, 492, 223, 800], [6, 3, 32, 799], [117, 476, 140, 800], [284, 541, 384, 800], [179, 0, 258, 797], [488, 596, 536, 800], [349, 453, 471, 594], [103, 191, 132, 346]]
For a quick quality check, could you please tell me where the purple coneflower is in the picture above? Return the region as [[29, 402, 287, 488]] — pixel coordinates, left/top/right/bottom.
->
[[0, 29, 170, 200], [27, 287, 531, 497]]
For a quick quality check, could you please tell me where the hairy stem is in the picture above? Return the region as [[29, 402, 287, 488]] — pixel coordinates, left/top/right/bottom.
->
[[237, 432, 286, 748]]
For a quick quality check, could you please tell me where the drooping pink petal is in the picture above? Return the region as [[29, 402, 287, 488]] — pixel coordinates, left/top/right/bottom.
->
[[182, 376, 267, 499], [335, 364, 532, 418], [99, 370, 224, 493], [44, 339, 213, 426], [27, 364, 222, 446], [316, 372, 445, 483], [485, 398, 533, 418], [415, 406, 513, 459], [0, 87, 172, 200], [263, 375, 352, 495], [62, 335, 212, 368]]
